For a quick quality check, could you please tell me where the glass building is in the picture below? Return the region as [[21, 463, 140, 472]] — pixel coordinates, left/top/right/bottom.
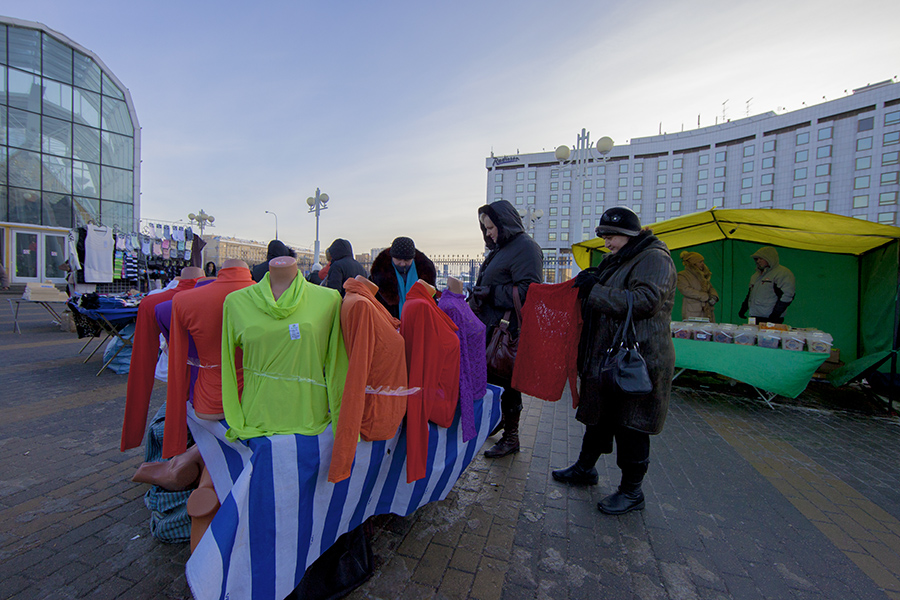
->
[[1, 16, 140, 284], [487, 79, 900, 281]]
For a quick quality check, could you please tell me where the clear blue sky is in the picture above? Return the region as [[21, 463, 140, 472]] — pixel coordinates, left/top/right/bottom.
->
[[6, 0, 899, 257]]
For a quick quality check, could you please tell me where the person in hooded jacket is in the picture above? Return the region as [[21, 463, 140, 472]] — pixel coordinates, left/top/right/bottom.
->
[[739, 246, 795, 324], [370, 236, 437, 319], [553, 206, 676, 516], [251, 240, 296, 283], [677, 251, 718, 321], [323, 239, 366, 297], [470, 200, 543, 458]]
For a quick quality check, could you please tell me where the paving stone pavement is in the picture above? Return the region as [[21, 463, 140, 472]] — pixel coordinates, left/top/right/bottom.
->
[[2, 298, 900, 600]]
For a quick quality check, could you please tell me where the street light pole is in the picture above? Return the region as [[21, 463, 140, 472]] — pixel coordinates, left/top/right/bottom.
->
[[187, 209, 216, 235], [306, 188, 329, 265], [265, 211, 279, 240]]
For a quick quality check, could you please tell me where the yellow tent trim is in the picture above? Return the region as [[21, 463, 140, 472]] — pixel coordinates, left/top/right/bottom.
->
[[572, 209, 900, 269]]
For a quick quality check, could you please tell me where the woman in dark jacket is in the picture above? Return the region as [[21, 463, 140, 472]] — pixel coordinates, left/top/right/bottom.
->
[[553, 206, 676, 515], [470, 200, 543, 458]]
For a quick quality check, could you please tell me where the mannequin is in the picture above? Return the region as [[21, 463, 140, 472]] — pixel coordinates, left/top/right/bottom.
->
[[355, 273, 378, 295], [447, 276, 464, 295], [180, 265, 204, 280], [416, 279, 436, 298], [186, 467, 219, 553], [132, 444, 203, 491], [268, 256, 298, 300]]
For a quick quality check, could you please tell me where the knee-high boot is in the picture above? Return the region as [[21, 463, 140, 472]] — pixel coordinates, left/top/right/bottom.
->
[[598, 459, 649, 515], [484, 408, 520, 458]]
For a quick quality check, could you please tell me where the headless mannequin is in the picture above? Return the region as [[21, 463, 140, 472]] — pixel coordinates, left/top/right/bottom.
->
[[354, 274, 378, 295], [268, 256, 298, 300], [222, 258, 248, 271], [418, 279, 436, 297], [180, 265, 204, 280], [447, 276, 463, 294]]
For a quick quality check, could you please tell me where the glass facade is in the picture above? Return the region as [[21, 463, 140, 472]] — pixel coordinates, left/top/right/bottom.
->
[[0, 21, 138, 232]]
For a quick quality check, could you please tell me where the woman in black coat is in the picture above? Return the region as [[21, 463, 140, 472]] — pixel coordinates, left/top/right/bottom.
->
[[470, 200, 543, 458], [553, 206, 676, 515]]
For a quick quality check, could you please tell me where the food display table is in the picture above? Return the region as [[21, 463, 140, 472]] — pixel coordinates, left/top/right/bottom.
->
[[673, 338, 829, 407]]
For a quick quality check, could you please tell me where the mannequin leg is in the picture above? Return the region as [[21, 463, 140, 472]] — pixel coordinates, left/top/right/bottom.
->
[[132, 444, 203, 491]]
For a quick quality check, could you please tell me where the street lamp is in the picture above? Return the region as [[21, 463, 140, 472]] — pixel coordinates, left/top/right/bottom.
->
[[555, 129, 614, 175], [306, 188, 329, 265], [265, 210, 279, 240], [188, 209, 215, 235], [518, 207, 544, 236]]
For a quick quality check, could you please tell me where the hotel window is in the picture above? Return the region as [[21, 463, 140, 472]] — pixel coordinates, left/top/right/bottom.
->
[[549, 194, 558, 203], [585, 167, 593, 176], [816, 164, 831, 177], [493, 185, 502, 193], [885, 131, 900, 146], [814, 200, 828, 211], [742, 161, 754, 173], [715, 150, 727, 162], [656, 202, 666, 213], [743, 145, 755, 157], [740, 193, 752, 205], [493, 198, 502, 203], [714, 166, 726, 177], [562, 194, 570, 203], [515, 196, 523, 205], [634, 163, 644, 173], [793, 202, 807, 210], [880, 192, 898, 205], [632, 204, 642, 213], [563, 169, 572, 177], [794, 167, 807, 180], [527, 196, 536, 204], [516, 171, 524, 180], [619, 163, 629, 174], [551, 169, 559, 178], [595, 205, 605, 214], [633, 176, 642, 186], [697, 198, 708, 209], [528, 171, 536, 179], [634, 190, 643, 200], [548, 219, 557, 228], [697, 183, 708, 195], [742, 177, 753, 189], [657, 174, 667, 185], [857, 137, 873, 151], [763, 139, 776, 152], [762, 157, 775, 169], [583, 179, 593, 189], [796, 131, 810, 145], [882, 172, 900, 185], [884, 151, 900, 166], [672, 173, 682, 183], [793, 185, 806, 197], [548, 233, 557, 241], [853, 195, 869, 208], [673, 158, 683, 169], [618, 177, 628, 187], [699, 154, 709, 165], [878, 213, 897, 225], [656, 189, 667, 199], [672, 188, 681, 197], [857, 156, 872, 170], [761, 173, 774, 185], [582, 206, 591, 215], [561, 219, 569, 228], [596, 192, 605, 201], [858, 117, 874, 132], [582, 219, 591, 229], [671, 201, 681, 211], [698, 169, 708, 180], [795, 149, 809, 163], [495, 173, 503, 182], [527, 183, 536, 192], [596, 165, 606, 175], [549, 207, 558, 216], [760, 190, 773, 202], [855, 176, 870, 189], [713, 182, 725, 193], [658, 159, 668, 170], [818, 126, 833, 141], [816, 146, 832, 159], [618, 191, 627, 201], [815, 182, 830, 195], [597, 178, 605, 187], [563, 181, 571, 190], [550, 182, 559, 191], [516, 184, 524, 193], [583, 192, 592, 202], [886, 110, 900, 126]]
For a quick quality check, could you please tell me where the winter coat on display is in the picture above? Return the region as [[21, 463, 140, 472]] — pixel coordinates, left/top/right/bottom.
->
[[676, 260, 718, 321], [251, 240, 294, 283], [470, 200, 543, 334], [370, 248, 438, 319], [577, 230, 677, 434], [324, 239, 367, 296], [745, 246, 795, 321]]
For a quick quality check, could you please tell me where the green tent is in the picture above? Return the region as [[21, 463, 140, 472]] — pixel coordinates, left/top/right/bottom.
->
[[571, 208, 900, 365]]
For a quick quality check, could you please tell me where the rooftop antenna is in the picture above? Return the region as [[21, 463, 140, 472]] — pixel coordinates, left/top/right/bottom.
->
[[745, 97, 752, 117], [722, 99, 729, 123]]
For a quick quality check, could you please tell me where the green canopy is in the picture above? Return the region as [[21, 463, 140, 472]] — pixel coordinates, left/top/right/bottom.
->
[[572, 209, 900, 363]]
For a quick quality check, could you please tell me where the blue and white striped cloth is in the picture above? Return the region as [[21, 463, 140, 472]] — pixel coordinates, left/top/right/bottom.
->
[[185, 385, 502, 600]]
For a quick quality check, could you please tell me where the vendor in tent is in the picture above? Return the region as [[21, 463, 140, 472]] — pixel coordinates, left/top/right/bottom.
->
[[739, 246, 795, 324]]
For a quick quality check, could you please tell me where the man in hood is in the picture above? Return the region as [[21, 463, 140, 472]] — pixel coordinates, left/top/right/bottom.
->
[[323, 239, 366, 297], [251, 240, 296, 283], [370, 237, 437, 318], [739, 246, 795, 324]]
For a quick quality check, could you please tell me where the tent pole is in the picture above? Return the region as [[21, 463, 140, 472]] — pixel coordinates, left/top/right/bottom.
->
[[892, 241, 899, 412]]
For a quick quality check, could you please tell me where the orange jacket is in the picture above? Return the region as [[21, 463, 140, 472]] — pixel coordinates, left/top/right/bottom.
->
[[328, 278, 409, 483]]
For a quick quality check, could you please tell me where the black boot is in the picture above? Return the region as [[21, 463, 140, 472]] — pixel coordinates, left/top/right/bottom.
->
[[598, 460, 648, 515], [489, 416, 505, 438], [484, 409, 519, 458], [552, 450, 599, 485]]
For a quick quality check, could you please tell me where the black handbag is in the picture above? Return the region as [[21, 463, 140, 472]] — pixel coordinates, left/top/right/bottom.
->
[[598, 290, 653, 397], [485, 287, 522, 381]]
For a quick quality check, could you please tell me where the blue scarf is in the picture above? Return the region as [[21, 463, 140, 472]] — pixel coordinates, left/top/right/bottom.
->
[[394, 261, 418, 316]]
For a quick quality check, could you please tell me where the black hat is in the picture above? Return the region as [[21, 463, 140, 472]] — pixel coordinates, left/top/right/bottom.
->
[[389, 237, 416, 260], [595, 207, 642, 237]]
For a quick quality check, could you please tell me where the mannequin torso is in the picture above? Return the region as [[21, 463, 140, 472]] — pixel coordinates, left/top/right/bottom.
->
[[269, 257, 298, 300]]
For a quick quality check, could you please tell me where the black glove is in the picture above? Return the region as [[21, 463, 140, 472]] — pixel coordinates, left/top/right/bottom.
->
[[572, 268, 598, 288], [738, 297, 749, 319], [471, 286, 492, 302], [770, 299, 790, 320]]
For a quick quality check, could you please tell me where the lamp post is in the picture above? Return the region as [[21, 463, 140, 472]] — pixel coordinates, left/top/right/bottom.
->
[[265, 210, 279, 240], [306, 188, 329, 265], [518, 206, 544, 236], [187, 209, 215, 235]]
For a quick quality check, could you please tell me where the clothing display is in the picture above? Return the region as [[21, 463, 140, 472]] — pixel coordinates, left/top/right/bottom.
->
[[511, 281, 583, 405], [163, 267, 255, 458], [84, 224, 114, 283], [221, 272, 348, 442], [437, 289, 486, 442], [400, 281, 461, 483], [121, 278, 199, 451], [328, 278, 409, 483]]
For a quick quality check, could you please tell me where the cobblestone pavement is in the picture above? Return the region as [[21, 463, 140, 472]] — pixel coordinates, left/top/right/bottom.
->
[[2, 299, 899, 600]]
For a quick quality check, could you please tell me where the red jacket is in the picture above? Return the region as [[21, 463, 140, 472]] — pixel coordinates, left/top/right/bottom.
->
[[121, 279, 198, 451], [162, 267, 255, 458], [400, 281, 460, 482]]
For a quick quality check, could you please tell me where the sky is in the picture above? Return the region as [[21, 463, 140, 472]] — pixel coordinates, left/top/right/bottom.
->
[[5, 0, 900, 258]]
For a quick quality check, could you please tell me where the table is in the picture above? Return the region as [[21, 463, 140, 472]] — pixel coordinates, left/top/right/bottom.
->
[[8, 298, 67, 334], [673, 338, 829, 407], [69, 301, 139, 376]]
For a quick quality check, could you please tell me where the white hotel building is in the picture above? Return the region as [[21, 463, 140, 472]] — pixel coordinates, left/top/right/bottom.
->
[[485, 79, 900, 277]]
